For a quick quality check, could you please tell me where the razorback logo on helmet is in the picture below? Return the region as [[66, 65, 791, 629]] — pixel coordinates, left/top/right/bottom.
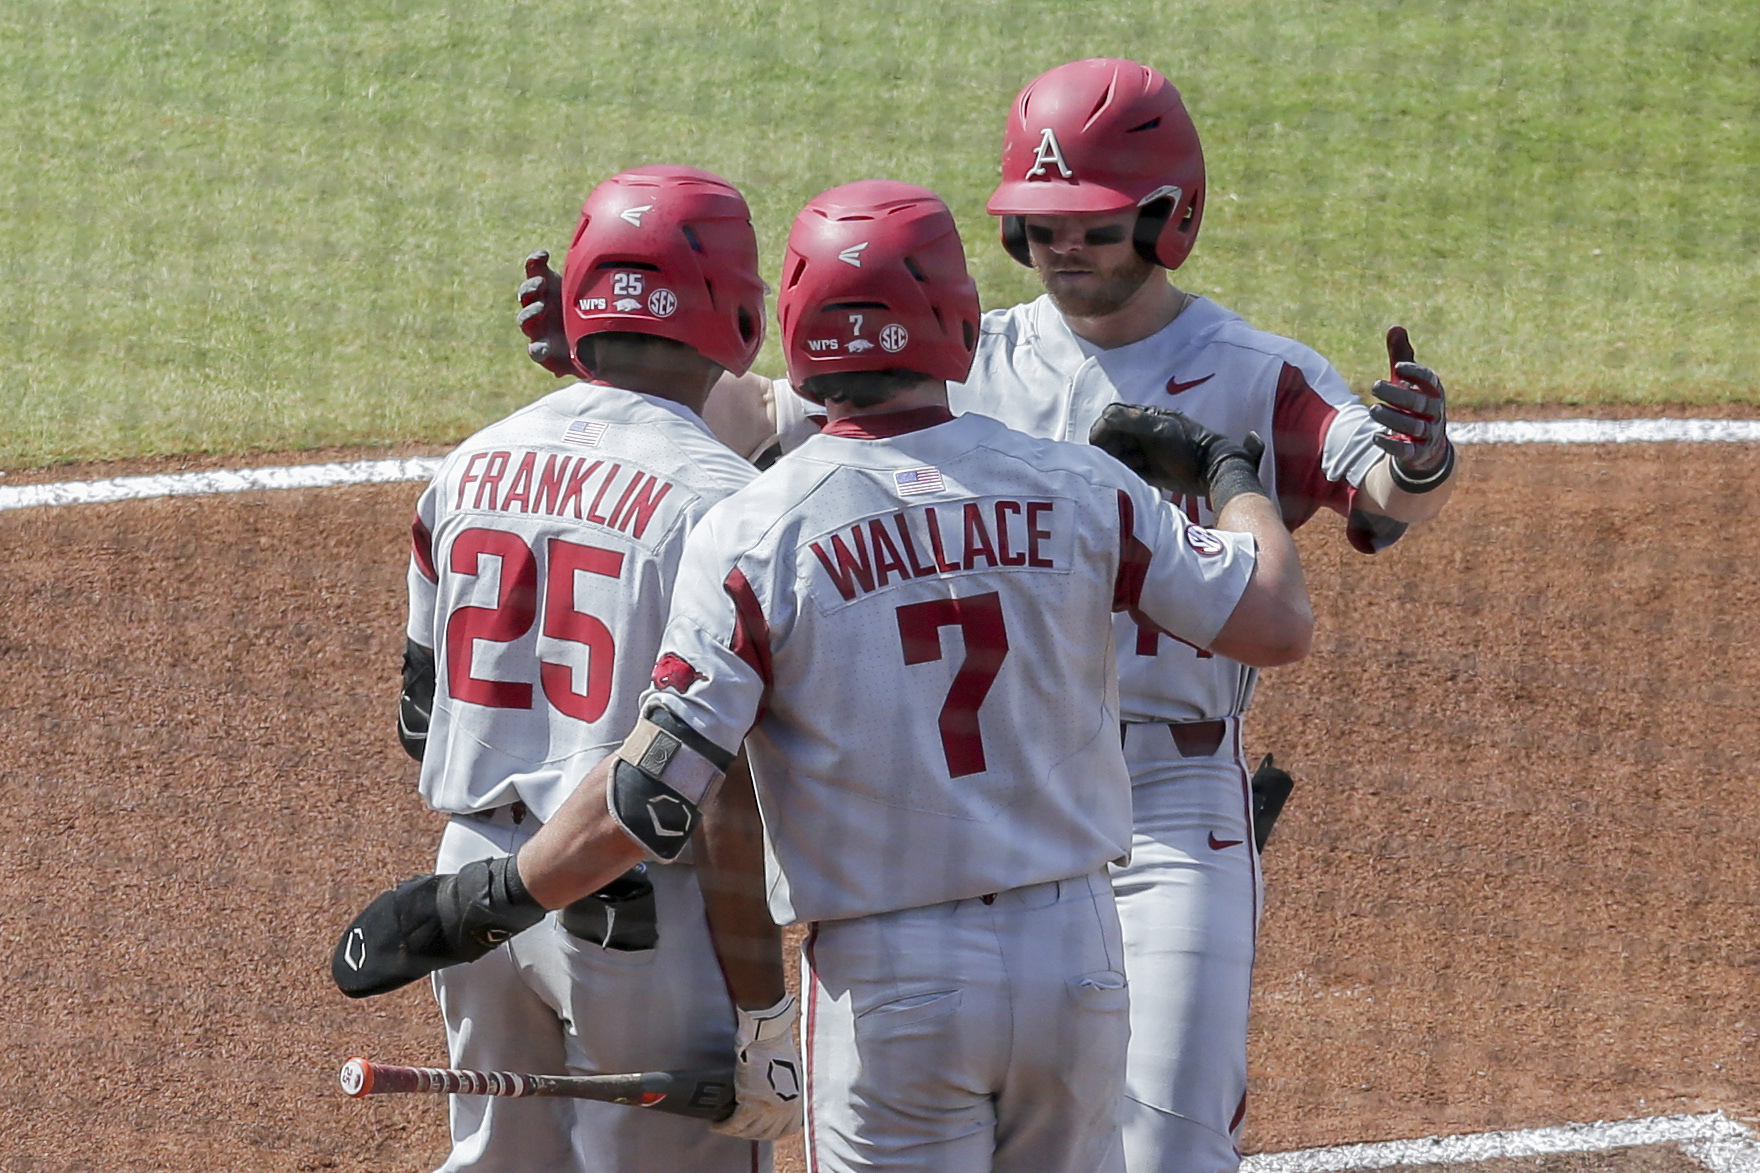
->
[[1025, 127, 1074, 180], [1185, 524, 1226, 556], [652, 653, 707, 693]]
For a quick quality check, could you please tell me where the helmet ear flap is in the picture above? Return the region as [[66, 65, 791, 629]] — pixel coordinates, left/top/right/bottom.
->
[[1000, 215, 1032, 267], [1132, 198, 1173, 267]]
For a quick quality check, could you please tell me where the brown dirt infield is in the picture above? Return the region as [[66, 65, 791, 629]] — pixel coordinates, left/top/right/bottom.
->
[[2, 440, 1757, 1171]]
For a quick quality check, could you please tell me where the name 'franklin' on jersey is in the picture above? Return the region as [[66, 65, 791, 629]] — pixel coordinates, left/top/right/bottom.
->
[[641, 409, 1257, 924], [406, 382, 755, 821]]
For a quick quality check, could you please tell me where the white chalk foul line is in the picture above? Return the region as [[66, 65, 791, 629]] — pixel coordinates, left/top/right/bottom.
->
[[1242, 1110, 1760, 1173], [1, 418, 1757, 514], [0, 457, 443, 513], [1451, 418, 1760, 445]]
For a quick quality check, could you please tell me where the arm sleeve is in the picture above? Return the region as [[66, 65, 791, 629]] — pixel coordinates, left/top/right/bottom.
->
[[400, 482, 443, 757], [1112, 477, 1258, 651], [405, 482, 441, 646], [1271, 358, 1402, 552], [636, 517, 772, 759]]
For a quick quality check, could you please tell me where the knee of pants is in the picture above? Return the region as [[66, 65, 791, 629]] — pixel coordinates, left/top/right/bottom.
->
[[1120, 1095, 1241, 1173]]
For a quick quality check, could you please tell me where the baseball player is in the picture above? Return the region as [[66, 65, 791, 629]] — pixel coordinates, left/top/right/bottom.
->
[[966, 60, 1458, 1173], [512, 64, 1456, 1173], [369, 165, 796, 1171], [341, 179, 1315, 1173]]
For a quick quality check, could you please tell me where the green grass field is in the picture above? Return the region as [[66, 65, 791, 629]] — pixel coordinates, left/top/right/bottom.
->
[[2, 0, 1755, 467]]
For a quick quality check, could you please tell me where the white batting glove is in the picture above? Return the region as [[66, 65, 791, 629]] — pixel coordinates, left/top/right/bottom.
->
[[712, 993, 803, 1141]]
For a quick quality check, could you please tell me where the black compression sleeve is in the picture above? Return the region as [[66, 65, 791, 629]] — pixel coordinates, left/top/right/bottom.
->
[[1207, 455, 1269, 514], [399, 640, 436, 761]]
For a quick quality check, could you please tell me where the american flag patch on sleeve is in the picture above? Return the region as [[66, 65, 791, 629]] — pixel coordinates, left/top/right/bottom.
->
[[893, 466, 945, 496], [563, 420, 609, 446]]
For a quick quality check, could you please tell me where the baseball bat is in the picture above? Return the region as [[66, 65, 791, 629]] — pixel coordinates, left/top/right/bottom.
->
[[338, 1058, 736, 1122]]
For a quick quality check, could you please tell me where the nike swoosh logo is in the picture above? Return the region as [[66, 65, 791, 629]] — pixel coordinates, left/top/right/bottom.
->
[[1208, 832, 1243, 850], [1166, 373, 1215, 395]]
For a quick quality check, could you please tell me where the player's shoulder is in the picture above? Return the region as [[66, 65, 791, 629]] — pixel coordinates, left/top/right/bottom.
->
[[976, 299, 1038, 343], [539, 382, 754, 491], [690, 453, 836, 563], [1180, 298, 1342, 385], [972, 295, 1066, 358], [969, 417, 1134, 491]]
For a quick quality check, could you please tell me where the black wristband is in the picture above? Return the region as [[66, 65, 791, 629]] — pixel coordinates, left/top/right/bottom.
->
[[494, 853, 538, 912], [1390, 441, 1456, 494], [443, 855, 548, 955], [1208, 454, 1269, 514]]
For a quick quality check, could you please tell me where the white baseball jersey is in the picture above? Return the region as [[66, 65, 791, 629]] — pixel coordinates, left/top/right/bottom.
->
[[773, 293, 1388, 723], [406, 382, 756, 821], [640, 407, 1257, 924]]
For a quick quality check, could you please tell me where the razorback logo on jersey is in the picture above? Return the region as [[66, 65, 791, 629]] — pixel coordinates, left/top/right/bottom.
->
[[652, 653, 707, 693], [1185, 524, 1226, 556]]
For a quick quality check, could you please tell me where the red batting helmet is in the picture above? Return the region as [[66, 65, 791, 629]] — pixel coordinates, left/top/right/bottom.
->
[[562, 165, 765, 377], [986, 58, 1205, 271], [777, 180, 981, 399]]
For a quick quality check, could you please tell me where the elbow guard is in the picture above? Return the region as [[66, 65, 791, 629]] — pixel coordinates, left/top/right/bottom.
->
[[607, 706, 734, 862], [399, 640, 436, 761]]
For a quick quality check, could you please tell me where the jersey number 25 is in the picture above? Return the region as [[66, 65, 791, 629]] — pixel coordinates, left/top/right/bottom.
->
[[445, 527, 623, 722]]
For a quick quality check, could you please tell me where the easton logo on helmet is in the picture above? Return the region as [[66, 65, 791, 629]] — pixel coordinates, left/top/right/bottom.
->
[[619, 204, 653, 227], [1025, 127, 1074, 180], [837, 243, 869, 267]]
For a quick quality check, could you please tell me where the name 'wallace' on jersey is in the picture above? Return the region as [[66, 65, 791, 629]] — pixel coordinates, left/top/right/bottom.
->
[[807, 495, 1068, 604]]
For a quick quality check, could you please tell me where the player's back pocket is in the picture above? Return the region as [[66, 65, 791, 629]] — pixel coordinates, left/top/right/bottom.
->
[[1066, 969, 1129, 1011], [855, 988, 964, 1035]]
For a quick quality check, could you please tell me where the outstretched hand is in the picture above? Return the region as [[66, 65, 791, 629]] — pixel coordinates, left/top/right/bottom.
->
[[1369, 326, 1452, 487], [518, 249, 575, 378], [1089, 403, 1263, 507]]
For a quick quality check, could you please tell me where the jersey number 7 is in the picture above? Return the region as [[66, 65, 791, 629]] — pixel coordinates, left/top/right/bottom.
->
[[445, 527, 624, 722], [896, 592, 1010, 778]]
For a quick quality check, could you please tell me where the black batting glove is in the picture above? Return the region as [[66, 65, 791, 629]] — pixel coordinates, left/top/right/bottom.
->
[[1089, 404, 1266, 511], [331, 855, 548, 998], [517, 249, 576, 378], [1370, 326, 1454, 492]]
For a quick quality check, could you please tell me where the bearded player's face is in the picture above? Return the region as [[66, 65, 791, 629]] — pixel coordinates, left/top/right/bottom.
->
[[1023, 211, 1157, 319]]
